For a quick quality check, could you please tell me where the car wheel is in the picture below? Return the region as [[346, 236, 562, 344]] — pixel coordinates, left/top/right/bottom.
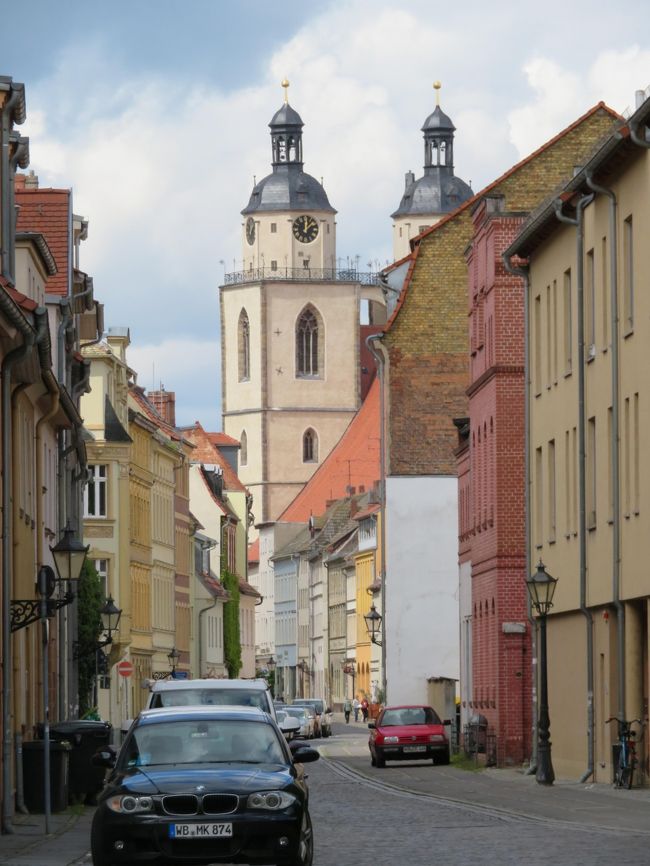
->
[[91, 823, 116, 866], [434, 748, 450, 766], [283, 810, 314, 866], [375, 753, 386, 768]]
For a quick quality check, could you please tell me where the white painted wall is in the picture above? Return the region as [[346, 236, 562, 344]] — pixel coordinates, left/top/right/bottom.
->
[[385, 476, 459, 705]]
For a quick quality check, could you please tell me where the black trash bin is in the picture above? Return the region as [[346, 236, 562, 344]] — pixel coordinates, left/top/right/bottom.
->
[[22, 740, 71, 813], [41, 720, 112, 802]]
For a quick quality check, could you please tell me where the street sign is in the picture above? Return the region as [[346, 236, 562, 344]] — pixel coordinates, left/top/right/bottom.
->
[[117, 659, 134, 678]]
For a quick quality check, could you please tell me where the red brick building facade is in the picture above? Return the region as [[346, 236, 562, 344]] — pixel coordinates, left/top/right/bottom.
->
[[458, 197, 530, 765]]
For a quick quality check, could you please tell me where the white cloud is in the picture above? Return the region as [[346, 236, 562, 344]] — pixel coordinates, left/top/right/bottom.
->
[[508, 48, 650, 158], [17, 1, 650, 427]]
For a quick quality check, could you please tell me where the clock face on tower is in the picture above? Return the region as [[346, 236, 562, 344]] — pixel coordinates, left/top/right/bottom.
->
[[245, 217, 256, 245], [292, 215, 319, 244]]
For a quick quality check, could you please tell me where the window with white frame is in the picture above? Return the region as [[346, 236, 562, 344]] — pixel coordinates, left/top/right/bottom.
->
[[93, 559, 109, 598], [85, 465, 108, 517]]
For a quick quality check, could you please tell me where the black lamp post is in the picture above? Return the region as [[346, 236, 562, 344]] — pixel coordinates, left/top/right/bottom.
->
[[167, 646, 180, 678], [364, 603, 383, 646], [526, 560, 558, 786]]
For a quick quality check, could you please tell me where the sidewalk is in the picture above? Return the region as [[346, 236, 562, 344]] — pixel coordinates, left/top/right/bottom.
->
[[0, 808, 92, 866]]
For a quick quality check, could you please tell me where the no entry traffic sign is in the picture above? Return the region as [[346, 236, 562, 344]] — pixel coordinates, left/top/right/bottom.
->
[[117, 659, 134, 678]]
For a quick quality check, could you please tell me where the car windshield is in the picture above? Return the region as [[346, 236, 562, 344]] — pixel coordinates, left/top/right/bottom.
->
[[121, 719, 286, 768], [150, 688, 268, 711], [380, 707, 441, 727], [284, 708, 308, 720], [296, 700, 324, 713]]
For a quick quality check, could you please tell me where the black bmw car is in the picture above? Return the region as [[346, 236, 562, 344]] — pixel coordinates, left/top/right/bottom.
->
[[90, 706, 319, 866]]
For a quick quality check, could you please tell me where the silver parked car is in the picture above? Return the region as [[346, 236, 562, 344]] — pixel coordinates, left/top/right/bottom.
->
[[281, 706, 315, 739]]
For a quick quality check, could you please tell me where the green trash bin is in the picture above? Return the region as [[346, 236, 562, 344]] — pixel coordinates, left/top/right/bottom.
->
[[22, 740, 71, 813]]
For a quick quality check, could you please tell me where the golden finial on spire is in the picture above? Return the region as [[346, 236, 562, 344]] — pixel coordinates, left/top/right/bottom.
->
[[433, 81, 442, 106], [281, 79, 290, 104]]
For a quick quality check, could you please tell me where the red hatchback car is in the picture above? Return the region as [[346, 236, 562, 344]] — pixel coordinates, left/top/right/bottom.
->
[[368, 705, 451, 767]]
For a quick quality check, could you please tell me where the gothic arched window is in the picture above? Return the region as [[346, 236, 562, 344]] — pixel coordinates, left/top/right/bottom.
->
[[296, 306, 322, 377], [238, 309, 250, 381], [240, 430, 248, 466], [303, 428, 318, 463]]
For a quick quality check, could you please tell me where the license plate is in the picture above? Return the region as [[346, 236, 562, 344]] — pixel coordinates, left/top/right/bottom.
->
[[169, 823, 233, 838], [403, 745, 427, 753]]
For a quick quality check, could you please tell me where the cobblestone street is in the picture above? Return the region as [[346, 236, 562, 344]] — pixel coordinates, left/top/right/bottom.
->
[[309, 723, 650, 866]]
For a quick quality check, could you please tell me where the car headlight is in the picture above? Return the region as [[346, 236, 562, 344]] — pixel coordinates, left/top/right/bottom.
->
[[383, 736, 399, 744], [247, 791, 296, 810], [106, 794, 154, 814], [428, 734, 445, 742]]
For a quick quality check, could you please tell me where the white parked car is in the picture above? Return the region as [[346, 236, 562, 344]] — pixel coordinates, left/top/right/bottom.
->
[[145, 678, 276, 719], [281, 706, 315, 739]]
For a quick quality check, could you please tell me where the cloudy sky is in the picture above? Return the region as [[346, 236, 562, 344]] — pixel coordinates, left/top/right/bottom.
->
[[2, 0, 649, 429]]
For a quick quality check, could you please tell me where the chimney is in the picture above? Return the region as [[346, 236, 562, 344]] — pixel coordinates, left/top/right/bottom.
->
[[24, 170, 39, 189], [404, 170, 415, 191], [149, 388, 176, 426]]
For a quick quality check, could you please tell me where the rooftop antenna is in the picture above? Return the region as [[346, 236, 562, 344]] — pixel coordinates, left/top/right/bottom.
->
[[433, 80, 442, 106]]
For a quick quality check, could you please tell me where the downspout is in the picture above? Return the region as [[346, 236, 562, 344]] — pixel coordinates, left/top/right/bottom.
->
[[366, 334, 387, 702], [1, 307, 45, 833], [1, 85, 24, 283], [502, 253, 536, 773], [554, 193, 595, 783], [585, 173, 623, 736]]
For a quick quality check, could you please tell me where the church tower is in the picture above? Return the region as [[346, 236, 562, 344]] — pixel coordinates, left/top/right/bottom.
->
[[220, 82, 385, 525], [392, 83, 473, 260]]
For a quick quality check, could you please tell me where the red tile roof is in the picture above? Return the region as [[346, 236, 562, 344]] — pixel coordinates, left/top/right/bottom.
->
[[239, 577, 262, 599], [5, 285, 38, 312], [278, 378, 380, 523], [15, 184, 70, 296], [207, 432, 240, 448], [185, 423, 247, 493], [248, 538, 260, 565]]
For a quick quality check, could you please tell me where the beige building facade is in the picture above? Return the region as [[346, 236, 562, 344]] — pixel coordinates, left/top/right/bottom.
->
[[507, 90, 650, 783], [221, 88, 384, 525]]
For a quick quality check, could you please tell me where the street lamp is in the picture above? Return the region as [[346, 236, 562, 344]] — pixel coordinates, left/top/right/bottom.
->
[[526, 560, 558, 786], [73, 595, 122, 659], [267, 656, 276, 697], [167, 646, 180, 677], [364, 603, 383, 646], [50, 524, 90, 585]]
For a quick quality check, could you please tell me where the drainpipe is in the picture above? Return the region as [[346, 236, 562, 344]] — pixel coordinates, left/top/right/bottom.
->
[[1, 307, 46, 833], [502, 254, 537, 773], [554, 193, 595, 783], [197, 538, 218, 676], [585, 173, 624, 737], [366, 334, 387, 703], [1, 84, 25, 284]]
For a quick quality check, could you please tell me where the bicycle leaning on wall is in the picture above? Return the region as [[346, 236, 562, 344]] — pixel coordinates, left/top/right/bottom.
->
[[605, 716, 645, 788]]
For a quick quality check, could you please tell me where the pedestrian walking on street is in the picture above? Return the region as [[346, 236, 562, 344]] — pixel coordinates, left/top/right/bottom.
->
[[361, 697, 369, 722], [353, 697, 361, 722], [343, 697, 352, 723]]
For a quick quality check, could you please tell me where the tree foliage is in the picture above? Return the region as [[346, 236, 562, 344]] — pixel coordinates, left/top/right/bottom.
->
[[76, 559, 104, 715], [221, 561, 241, 678]]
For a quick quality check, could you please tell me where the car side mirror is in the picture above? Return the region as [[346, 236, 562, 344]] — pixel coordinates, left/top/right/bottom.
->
[[291, 746, 320, 764], [92, 746, 116, 768], [368, 722, 376, 730]]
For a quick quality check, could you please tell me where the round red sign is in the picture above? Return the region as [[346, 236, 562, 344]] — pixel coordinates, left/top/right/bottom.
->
[[117, 659, 134, 678]]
